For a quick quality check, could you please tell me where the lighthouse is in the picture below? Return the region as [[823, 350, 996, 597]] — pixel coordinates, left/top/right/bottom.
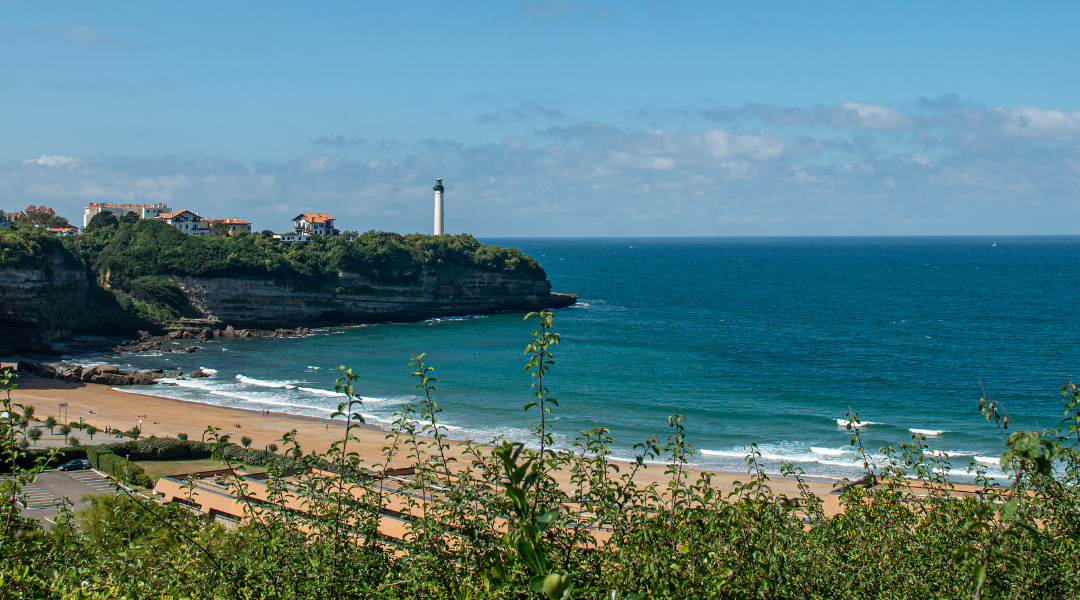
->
[[433, 177, 445, 236]]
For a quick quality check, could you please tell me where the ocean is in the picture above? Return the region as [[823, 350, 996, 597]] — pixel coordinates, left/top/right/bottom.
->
[[82, 237, 1080, 480]]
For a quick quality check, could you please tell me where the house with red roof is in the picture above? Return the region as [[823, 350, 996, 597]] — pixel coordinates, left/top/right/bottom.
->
[[205, 217, 252, 235], [157, 210, 210, 236], [292, 213, 338, 236]]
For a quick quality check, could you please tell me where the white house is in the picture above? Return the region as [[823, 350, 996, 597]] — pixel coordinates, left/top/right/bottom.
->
[[158, 210, 210, 236], [292, 213, 337, 236], [272, 233, 310, 243]]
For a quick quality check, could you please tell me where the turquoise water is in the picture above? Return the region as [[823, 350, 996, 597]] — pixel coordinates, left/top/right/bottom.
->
[[89, 237, 1080, 479]]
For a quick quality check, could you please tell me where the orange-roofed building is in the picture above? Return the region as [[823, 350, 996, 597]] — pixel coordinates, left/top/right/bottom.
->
[[156, 210, 210, 236], [83, 202, 170, 228], [205, 217, 252, 235], [46, 226, 79, 236], [0, 211, 21, 228], [292, 213, 337, 236]]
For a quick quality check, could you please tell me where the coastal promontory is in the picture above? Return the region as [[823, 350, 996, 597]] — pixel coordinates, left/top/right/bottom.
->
[[0, 220, 575, 355]]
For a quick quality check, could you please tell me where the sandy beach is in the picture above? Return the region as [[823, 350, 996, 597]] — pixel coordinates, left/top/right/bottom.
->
[[10, 376, 843, 507]]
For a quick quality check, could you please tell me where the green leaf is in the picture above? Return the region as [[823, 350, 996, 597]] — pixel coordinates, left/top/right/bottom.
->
[[536, 509, 559, 532], [517, 541, 546, 575]]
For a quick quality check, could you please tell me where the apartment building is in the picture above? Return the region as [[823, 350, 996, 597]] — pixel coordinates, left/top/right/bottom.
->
[[83, 202, 170, 227]]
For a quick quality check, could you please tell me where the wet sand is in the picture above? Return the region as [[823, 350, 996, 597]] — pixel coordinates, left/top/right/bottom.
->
[[10, 377, 844, 511]]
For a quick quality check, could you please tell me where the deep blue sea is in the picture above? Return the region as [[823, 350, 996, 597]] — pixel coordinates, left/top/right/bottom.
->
[[81, 237, 1080, 480]]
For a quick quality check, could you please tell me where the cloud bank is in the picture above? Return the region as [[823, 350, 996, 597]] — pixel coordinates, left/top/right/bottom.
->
[[3, 97, 1079, 236]]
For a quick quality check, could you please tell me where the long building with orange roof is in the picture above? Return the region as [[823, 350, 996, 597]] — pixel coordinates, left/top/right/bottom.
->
[[204, 217, 252, 235], [83, 202, 171, 227]]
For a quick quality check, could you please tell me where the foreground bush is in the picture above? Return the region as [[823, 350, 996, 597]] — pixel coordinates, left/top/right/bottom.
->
[[2, 314, 1079, 599]]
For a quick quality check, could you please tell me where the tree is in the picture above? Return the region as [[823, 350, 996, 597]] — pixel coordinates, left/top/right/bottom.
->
[[209, 221, 229, 236], [43, 416, 56, 434], [84, 425, 99, 440], [27, 427, 42, 446], [177, 432, 188, 441], [120, 211, 140, 225], [15, 212, 69, 230], [68, 436, 80, 447], [125, 427, 141, 440], [267, 443, 278, 453], [83, 211, 119, 233], [21, 405, 35, 423], [57, 424, 71, 444], [240, 436, 252, 448]]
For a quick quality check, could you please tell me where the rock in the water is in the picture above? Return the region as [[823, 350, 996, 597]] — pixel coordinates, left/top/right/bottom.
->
[[60, 365, 83, 380], [223, 325, 236, 338], [90, 373, 134, 385], [130, 372, 158, 385], [189, 369, 209, 378], [164, 369, 183, 378]]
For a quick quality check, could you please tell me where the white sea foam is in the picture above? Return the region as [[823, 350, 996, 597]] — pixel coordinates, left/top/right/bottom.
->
[[910, 428, 948, 436], [923, 449, 973, 458], [208, 391, 334, 413], [975, 456, 1001, 465], [811, 447, 846, 456], [307, 366, 322, 370], [298, 387, 342, 397], [836, 419, 883, 427], [161, 378, 217, 390], [236, 374, 297, 389], [198, 367, 218, 375]]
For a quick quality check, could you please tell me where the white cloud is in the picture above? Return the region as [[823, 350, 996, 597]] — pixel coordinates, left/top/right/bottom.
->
[[996, 105, 1080, 140], [702, 130, 786, 161], [829, 102, 913, 130], [23, 155, 78, 167], [60, 23, 119, 48]]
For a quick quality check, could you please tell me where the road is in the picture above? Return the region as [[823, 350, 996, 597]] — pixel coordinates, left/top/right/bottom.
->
[[16, 469, 118, 523]]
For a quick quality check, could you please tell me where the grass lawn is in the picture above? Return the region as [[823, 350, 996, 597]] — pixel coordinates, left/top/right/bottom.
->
[[135, 459, 267, 483]]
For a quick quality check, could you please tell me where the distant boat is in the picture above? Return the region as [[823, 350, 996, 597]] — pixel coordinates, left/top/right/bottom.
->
[[992, 241, 997, 247]]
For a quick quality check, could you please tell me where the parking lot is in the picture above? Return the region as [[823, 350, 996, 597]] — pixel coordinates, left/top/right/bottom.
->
[[17, 469, 118, 523]]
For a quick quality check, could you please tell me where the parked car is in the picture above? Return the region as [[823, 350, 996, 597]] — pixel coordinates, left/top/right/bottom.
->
[[58, 459, 91, 471]]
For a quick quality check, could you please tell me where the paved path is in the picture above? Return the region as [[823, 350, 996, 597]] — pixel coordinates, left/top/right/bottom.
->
[[17, 469, 117, 522]]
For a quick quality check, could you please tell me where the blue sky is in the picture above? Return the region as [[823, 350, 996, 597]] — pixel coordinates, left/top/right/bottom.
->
[[2, 1, 1079, 235]]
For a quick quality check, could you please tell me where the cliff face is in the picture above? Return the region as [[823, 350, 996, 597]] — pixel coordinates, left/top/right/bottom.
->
[[166, 269, 576, 326], [0, 264, 576, 355], [0, 261, 89, 353]]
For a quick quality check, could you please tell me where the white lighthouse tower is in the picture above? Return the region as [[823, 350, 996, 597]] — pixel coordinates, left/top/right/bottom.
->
[[433, 177, 445, 236]]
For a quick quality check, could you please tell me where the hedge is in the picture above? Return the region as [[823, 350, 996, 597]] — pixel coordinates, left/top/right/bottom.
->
[[94, 452, 152, 487], [2, 447, 87, 472]]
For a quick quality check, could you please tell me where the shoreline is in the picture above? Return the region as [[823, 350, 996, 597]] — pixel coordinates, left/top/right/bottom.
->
[[6, 293, 581, 360], [8, 377, 845, 507]]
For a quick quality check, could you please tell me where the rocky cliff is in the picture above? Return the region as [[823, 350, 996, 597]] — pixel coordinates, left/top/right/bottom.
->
[[0, 261, 89, 354], [0, 264, 576, 355], [167, 269, 576, 326]]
